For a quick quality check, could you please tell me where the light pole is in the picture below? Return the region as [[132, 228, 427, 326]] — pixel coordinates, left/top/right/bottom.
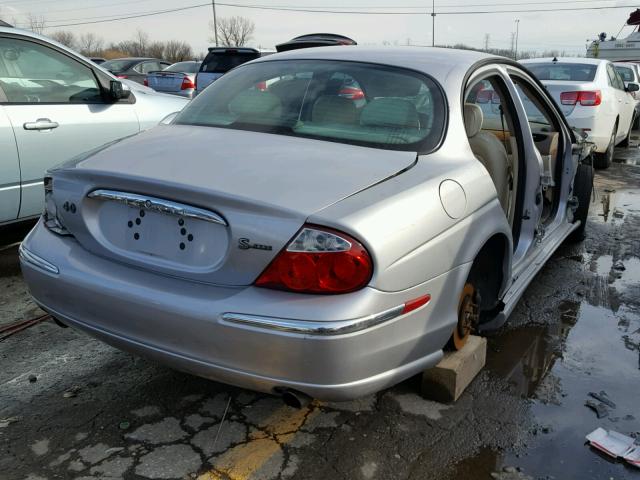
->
[[431, 0, 436, 47], [212, 0, 219, 47], [514, 19, 520, 60]]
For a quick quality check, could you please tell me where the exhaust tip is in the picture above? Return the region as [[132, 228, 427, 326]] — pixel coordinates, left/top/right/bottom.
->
[[277, 388, 312, 409]]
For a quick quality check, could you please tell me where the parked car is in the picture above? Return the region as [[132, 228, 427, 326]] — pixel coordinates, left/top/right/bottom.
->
[[101, 57, 171, 85], [21, 47, 594, 403], [614, 61, 640, 128], [194, 47, 260, 95], [521, 57, 638, 168], [275, 33, 357, 52], [0, 27, 189, 226], [144, 60, 201, 98], [89, 57, 106, 65]]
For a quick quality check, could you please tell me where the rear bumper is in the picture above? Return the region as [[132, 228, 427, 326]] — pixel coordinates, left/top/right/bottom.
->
[[20, 221, 465, 400], [566, 109, 614, 153], [152, 89, 194, 99]]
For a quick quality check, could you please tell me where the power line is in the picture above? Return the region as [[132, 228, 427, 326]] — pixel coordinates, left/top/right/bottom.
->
[[43, 1, 640, 29]]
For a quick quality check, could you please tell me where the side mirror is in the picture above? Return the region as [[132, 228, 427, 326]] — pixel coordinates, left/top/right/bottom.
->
[[626, 82, 639, 92], [109, 80, 131, 100]]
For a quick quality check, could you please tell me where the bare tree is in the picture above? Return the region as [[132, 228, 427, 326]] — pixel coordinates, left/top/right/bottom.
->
[[78, 32, 104, 56], [50, 30, 76, 49], [164, 41, 194, 62], [147, 41, 165, 60], [26, 13, 46, 34], [211, 16, 255, 47]]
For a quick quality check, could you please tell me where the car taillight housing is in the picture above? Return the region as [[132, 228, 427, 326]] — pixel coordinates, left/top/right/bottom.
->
[[116, 74, 128, 79], [339, 86, 365, 100], [560, 90, 601, 106], [143, 78, 148, 86], [255, 225, 373, 294], [181, 76, 195, 90]]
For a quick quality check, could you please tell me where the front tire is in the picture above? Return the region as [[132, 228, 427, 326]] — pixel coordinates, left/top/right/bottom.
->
[[594, 123, 617, 169], [567, 162, 594, 242]]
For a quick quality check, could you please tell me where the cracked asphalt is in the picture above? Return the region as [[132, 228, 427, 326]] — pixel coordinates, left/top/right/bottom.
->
[[1, 144, 639, 480]]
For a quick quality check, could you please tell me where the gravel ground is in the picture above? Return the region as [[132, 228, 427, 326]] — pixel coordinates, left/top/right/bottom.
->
[[1, 149, 639, 480]]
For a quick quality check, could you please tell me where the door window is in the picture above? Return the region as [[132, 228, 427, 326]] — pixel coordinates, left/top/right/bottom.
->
[[607, 64, 625, 90], [0, 37, 102, 103], [138, 61, 161, 74]]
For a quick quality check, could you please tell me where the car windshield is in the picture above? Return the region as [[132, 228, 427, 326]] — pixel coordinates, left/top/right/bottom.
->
[[175, 60, 446, 151], [526, 63, 597, 81], [200, 51, 260, 73], [615, 65, 635, 82], [166, 61, 200, 73], [101, 59, 135, 72]]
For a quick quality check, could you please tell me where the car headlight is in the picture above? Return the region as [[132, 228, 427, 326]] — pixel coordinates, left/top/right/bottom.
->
[[43, 176, 70, 235]]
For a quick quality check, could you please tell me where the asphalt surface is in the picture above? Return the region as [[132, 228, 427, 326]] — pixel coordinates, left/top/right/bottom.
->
[[1, 146, 639, 480]]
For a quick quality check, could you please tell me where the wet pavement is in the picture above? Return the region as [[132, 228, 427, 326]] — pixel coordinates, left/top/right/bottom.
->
[[1, 149, 640, 480]]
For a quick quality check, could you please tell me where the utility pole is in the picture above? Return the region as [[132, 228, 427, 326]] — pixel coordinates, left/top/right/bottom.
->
[[484, 33, 490, 51], [431, 0, 435, 47], [514, 19, 520, 60], [212, 0, 219, 47]]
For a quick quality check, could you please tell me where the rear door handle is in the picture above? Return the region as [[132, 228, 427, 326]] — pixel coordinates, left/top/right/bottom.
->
[[23, 118, 59, 131]]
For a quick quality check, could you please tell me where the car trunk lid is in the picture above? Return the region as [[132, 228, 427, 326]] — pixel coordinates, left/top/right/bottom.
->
[[53, 125, 416, 286], [146, 71, 188, 92], [540, 80, 599, 116]]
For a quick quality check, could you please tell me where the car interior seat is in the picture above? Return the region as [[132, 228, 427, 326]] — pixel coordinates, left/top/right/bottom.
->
[[312, 95, 358, 124], [464, 103, 511, 213], [360, 98, 421, 129]]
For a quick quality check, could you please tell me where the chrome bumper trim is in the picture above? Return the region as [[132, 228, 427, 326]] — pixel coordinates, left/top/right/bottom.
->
[[87, 189, 227, 226], [19, 244, 59, 274], [221, 305, 406, 336]]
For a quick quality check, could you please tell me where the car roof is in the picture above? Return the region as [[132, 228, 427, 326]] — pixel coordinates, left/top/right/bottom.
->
[[521, 57, 606, 65], [254, 46, 498, 83], [104, 57, 160, 62]]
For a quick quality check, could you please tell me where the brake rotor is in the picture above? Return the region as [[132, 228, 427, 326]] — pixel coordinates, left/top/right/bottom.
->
[[452, 282, 479, 350]]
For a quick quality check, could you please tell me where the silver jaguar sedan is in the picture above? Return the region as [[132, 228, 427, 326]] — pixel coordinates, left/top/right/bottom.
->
[[20, 47, 593, 402]]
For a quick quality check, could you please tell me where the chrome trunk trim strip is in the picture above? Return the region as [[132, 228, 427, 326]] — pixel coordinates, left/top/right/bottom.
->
[[19, 244, 59, 274], [87, 189, 227, 226], [221, 305, 406, 336]]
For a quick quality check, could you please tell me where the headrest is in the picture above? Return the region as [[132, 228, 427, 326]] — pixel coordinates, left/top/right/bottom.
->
[[360, 98, 420, 129], [229, 90, 282, 117], [464, 103, 483, 138], [312, 95, 357, 124]]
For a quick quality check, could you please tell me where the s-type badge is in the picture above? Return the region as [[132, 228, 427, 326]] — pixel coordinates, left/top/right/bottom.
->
[[238, 238, 273, 251]]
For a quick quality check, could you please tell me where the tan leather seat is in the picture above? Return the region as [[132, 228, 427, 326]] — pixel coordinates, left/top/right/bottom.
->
[[464, 103, 510, 213]]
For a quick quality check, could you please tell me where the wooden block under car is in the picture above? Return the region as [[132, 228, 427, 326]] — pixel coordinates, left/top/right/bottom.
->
[[420, 335, 487, 403]]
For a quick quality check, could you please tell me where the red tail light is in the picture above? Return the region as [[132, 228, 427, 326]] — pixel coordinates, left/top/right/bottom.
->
[[255, 225, 373, 294], [339, 86, 365, 100], [181, 76, 195, 90], [560, 90, 601, 106], [116, 74, 128, 79], [255, 81, 268, 91], [143, 78, 148, 86]]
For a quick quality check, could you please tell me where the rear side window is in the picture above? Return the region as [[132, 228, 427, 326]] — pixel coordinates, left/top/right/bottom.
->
[[176, 59, 446, 152], [201, 51, 259, 74], [166, 62, 200, 73], [527, 63, 597, 82], [615, 65, 635, 82], [101, 59, 134, 73]]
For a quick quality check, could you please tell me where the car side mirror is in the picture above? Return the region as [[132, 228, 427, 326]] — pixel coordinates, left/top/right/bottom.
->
[[626, 82, 639, 92], [109, 80, 131, 100]]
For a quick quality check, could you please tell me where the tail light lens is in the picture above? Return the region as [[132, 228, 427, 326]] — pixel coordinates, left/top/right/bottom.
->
[[339, 86, 365, 100], [116, 74, 128, 79], [143, 78, 148, 86], [181, 76, 195, 90], [255, 225, 373, 294], [560, 90, 601, 106]]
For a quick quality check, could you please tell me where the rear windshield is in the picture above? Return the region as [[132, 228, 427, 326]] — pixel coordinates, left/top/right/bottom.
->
[[101, 59, 135, 73], [175, 60, 446, 152], [201, 51, 259, 74], [166, 61, 200, 73], [526, 63, 597, 81], [615, 65, 635, 82]]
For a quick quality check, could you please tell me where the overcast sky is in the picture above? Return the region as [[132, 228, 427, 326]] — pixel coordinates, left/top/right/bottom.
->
[[0, 0, 637, 56]]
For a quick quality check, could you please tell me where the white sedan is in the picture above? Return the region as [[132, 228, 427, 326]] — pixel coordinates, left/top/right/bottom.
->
[[0, 26, 189, 227], [521, 57, 638, 168]]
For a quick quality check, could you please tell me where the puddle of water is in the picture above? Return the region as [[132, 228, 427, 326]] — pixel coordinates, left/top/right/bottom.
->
[[597, 189, 640, 223], [613, 257, 640, 292], [454, 300, 640, 479], [592, 255, 613, 277], [614, 144, 640, 166]]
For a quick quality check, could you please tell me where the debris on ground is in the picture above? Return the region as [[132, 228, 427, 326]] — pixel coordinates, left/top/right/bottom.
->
[[0, 417, 19, 428], [588, 390, 616, 408], [119, 421, 130, 430], [585, 427, 640, 468], [63, 386, 81, 398], [613, 260, 626, 271], [585, 400, 609, 418], [490, 466, 533, 479], [28, 375, 37, 383]]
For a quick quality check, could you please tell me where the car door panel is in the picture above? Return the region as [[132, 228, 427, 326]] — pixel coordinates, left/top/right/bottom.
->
[[0, 105, 20, 223], [0, 35, 141, 221]]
